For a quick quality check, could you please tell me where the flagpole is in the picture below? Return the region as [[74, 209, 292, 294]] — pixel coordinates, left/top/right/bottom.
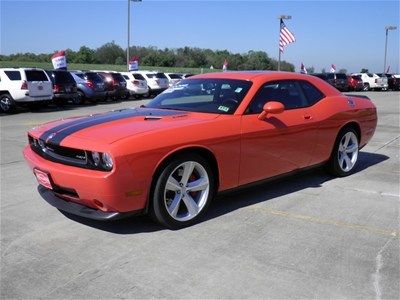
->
[[278, 17, 282, 71]]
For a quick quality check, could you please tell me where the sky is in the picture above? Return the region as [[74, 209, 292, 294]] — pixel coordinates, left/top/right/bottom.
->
[[1, 0, 399, 73]]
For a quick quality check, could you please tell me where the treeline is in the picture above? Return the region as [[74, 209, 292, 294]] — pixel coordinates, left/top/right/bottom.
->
[[0, 41, 295, 71]]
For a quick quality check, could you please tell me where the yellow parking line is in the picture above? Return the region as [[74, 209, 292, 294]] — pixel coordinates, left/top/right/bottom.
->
[[249, 207, 399, 237]]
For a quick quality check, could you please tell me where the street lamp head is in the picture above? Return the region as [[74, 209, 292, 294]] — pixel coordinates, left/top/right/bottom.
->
[[385, 25, 397, 30], [279, 15, 292, 20]]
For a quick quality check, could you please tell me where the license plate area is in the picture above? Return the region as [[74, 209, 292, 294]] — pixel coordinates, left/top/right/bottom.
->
[[34, 169, 53, 190]]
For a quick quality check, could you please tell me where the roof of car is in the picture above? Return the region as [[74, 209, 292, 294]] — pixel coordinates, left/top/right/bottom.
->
[[188, 71, 314, 81]]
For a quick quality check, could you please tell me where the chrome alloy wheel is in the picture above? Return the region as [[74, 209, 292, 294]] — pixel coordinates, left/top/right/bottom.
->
[[337, 131, 359, 172], [163, 161, 210, 222]]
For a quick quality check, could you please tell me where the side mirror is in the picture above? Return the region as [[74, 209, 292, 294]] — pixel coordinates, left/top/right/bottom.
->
[[258, 101, 285, 120]]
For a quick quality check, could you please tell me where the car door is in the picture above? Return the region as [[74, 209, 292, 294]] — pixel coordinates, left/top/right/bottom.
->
[[239, 80, 319, 185]]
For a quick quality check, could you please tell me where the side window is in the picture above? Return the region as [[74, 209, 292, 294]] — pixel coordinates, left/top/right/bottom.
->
[[122, 75, 129, 80], [300, 81, 325, 106], [4, 71, 22, 81], [247, 81, 309, 114]]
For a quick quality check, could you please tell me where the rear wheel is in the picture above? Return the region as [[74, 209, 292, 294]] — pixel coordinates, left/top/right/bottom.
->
[[0, 93, 16, 113], [363, 83, 370, 91], [72, 91, 84, 105], [150, 154, 215, 229], [327, 128, 359, 177]]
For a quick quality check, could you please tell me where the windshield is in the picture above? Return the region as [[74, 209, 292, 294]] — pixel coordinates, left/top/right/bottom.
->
[[146, 79, 252, 114]]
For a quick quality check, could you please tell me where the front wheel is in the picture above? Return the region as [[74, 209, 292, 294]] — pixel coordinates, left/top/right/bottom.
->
[[327, 128, 359, 177], [150, 154, 215, 229], [363, 83, 370, 91]]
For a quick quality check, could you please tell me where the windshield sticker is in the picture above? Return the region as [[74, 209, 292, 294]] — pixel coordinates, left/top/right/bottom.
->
[[218, 106, 230, 112], [235, 87, 243, 93]]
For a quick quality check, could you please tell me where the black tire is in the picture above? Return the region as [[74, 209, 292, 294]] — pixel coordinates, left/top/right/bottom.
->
[[150, 154, 215, 229], [0, 93, 17, 113], [363, 83, 370, 91], [72, 91, 84, 105], [327, 127, 359, 177]]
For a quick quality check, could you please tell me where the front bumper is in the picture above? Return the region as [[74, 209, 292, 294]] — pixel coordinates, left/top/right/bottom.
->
[[38, 185, 141, 220], [23, 145, 149, 215]]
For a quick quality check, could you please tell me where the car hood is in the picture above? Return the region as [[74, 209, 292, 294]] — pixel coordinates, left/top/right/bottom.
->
[[32, 108, 220, 145]]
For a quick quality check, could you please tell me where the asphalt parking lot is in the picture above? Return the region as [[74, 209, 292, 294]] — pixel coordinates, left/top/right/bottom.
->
[[1, 92, 399, 299]]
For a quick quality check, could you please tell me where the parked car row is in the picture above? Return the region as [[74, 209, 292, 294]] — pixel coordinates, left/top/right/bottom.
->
[[311, 72, 399, 92], [0, 67, 194, 113]]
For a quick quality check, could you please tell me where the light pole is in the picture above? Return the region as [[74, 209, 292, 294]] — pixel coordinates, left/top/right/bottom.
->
[[278, 15, 291, 71], [127, 0, 142, 71], [383, 25, 397, 74]]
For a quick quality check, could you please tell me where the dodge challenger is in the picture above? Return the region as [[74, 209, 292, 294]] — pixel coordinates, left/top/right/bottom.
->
[[23, 72, 377, 229]]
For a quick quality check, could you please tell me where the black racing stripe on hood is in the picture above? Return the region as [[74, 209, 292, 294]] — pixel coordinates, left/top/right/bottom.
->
[[40, 108, 184, 145]]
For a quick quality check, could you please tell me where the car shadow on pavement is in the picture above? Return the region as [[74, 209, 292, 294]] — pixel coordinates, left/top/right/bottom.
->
[[61, 151, 388, 234]]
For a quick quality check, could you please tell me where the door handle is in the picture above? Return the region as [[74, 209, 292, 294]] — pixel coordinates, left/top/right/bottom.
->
[[303, 115, 312, 120]]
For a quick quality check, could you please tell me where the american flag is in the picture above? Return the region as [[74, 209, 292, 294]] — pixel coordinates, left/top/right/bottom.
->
[[300, 62, 307, 74], [279, 20, 295, 53]]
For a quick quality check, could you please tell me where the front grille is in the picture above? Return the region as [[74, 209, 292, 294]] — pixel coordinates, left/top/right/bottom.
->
[[28, 135, 114, 172], [29, 135, 87, 167]]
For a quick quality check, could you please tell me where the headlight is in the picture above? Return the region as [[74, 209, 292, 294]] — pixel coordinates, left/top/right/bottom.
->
[[101, 152, 113, 170], [89, 151, 114, 171], [92, 151, 101, 166]]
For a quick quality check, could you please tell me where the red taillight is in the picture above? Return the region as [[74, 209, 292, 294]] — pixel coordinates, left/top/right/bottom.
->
[[132, 80, 140, 86], [85, 80, 94, 89], [53, 84, 60, 93], [21, 80, 28, 90]]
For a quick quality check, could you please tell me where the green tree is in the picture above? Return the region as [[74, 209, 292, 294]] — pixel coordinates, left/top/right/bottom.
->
[[361, 68, 369, 73], [94, 42, 125, 64], [306, 66, 315, 74], [75, 46, 95, 64], [115, 57, 124, 65], [338, 68, 347, 74]]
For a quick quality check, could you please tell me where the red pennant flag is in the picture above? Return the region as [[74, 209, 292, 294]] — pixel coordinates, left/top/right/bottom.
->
[[222, 59, 228, 71]]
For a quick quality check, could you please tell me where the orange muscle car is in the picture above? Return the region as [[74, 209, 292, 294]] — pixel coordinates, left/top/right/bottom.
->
[[23, 72, 377, 228]]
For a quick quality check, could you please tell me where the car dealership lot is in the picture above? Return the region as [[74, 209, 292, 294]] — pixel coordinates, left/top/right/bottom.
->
[[1, 92, 399, 298]]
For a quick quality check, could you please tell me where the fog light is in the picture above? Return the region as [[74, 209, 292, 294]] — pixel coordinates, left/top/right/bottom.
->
[[93, 199, 104, 208]]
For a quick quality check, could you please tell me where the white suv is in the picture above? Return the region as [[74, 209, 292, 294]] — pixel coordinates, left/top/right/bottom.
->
[[165, 73, 183, 87], [351, 73, 388, 91], [0, 68, 53, 113], [134, 71, 169, 96], [121, 72, 149, 99]]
